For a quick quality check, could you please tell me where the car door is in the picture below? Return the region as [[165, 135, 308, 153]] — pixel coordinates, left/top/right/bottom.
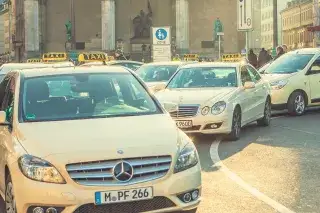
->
[[239, 66, 256, 124], [307, 56, 320, 105], [0, 75, 14, 193], [247, 65, 268, 118]]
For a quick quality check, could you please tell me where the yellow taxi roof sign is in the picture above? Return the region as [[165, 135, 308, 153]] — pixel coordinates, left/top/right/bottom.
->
[[42, 52, 67, 62], [27, 58, 42, 63], [78, 52, 107, 62], [184, 54, 199, 61], [222, 53, 242, 62]]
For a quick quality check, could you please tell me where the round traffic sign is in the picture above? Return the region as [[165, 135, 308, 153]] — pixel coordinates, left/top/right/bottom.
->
[[155, 28, 168, 40]]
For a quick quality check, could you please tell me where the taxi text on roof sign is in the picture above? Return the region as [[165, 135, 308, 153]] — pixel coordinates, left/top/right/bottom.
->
[[222, 53, 242, 62], [78, 52, 107, 62], [184, 54, 199, 61], [42, 52, 67, 61], [27, 58, 42, 63]]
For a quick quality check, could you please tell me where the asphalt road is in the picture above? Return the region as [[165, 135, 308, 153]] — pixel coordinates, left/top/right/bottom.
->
[[1, 109, 320, 213]]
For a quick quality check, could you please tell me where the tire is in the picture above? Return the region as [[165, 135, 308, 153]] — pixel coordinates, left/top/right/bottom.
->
[[5, 174, 17, 213], [287, 91, 306, 116], [227, 107, 241, 141], [257, 98, 271, 126], [179, 208, 197, 213]]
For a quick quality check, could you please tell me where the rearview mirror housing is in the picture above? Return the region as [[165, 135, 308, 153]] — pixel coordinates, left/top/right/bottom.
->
[[0, 111, 9, 125], [151, 82, 166, 93], [243, 81, 255, 89]]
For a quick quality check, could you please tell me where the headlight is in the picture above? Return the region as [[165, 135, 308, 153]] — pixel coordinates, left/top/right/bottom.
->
[[201, 106, 210, 115], [270, 79, 288, 90], [211, 101, 226, 115], [174, 142, 198, 173], [18, 155, 66, 184]]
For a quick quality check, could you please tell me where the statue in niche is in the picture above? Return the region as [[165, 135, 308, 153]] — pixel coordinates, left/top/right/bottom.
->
[[132, 0, 153, 38]]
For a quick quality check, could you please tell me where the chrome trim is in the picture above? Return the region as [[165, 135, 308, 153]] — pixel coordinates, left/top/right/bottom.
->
[[170, 104, 200, 118], [66, 156, 172, 186]]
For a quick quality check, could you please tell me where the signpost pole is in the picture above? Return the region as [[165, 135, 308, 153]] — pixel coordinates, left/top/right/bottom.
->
[[70, 0, 76, 50], [245, 31, 248, 58], [218, 35, 221, 60]]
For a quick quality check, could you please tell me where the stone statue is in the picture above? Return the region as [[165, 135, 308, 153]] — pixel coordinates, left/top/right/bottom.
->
[[213, 18, 223, 41], [132, 0, 153, 38]]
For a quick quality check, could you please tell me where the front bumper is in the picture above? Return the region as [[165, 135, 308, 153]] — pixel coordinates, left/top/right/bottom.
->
[[174, 113, 231, 134], [270, 88, 291, 109], [10, 161, 201, 213]]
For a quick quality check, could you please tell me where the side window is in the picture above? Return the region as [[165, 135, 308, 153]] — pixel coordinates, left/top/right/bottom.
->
[[2, 77, 15, 122], [247, 66, 262, 83], [0, 76, 10, 108], [240, 66, 254, 85], [310, 57, 320, 74]]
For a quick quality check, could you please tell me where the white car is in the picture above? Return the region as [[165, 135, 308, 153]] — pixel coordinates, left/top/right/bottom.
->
[[136, 61, 196, 92], [262, 48, 320, 115], [155, 62, 272, 140], [0, 66, 201, 213]]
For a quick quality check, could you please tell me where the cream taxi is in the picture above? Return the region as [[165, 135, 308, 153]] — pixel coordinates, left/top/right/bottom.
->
[[155, 62, 272, 140], [261, 48, 320, 115], [0, 66, 201, 213]]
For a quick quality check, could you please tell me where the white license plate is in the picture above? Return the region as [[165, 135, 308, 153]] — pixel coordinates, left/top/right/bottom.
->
[[176, 120, 193, 128], [95, 187, 153, 205]]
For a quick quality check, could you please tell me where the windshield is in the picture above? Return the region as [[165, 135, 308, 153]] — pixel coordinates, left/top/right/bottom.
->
[[136, 65, 179, 82], [264, 54, 314, 74], [167, 67, 238, 88], [20, 72, 160, 122]]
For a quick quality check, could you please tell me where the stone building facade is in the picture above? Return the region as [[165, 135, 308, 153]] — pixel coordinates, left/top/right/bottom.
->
[[14, 0, 245, 60], [281, 0, 314, 50]]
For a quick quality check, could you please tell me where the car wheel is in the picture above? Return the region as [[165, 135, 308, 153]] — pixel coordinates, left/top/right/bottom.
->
[[5, 174, 17, 213], [257, 98, 271, 126], [227, 107, 241, 141], [178, 208, 198, 213], [288, 91, 306, 116]]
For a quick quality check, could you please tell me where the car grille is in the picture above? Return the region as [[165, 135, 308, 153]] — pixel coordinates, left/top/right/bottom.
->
[[169, 105, 199, 118], [66, 156, 172, 186], [73, 197, 176, 213]]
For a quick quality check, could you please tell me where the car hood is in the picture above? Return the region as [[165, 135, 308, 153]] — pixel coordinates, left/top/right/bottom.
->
[[16, 114, 180, 164], [261, 73, 295, 82], [155, 87, 236, 105], [145, 81, 167, 87]]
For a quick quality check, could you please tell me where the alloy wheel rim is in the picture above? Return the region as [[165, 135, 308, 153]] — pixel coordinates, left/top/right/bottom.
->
[[5, 182, 16, 213], [294, 95, 305, 114], [265, 101, 271, 122], [233, 111, 241, 136]]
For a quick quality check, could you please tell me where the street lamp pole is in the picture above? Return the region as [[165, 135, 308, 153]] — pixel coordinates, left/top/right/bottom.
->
[[8, 0, 12, 61], [70, 0, 76, 49]]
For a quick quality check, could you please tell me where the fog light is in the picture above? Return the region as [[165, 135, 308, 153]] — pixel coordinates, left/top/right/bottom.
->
[[33, 207, 44, 213], [210, 124, 218, 128], [183, 193, 192, 203], [46, 207, 57, 213], [192, 190, 199, 200]]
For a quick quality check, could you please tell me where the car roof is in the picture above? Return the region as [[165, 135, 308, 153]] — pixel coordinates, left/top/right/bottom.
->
[[142, 61, 194, 66], [181, 62, 240, 69], [288, 48, 320, 55], [108, 60, 143, 64], [14, 66, 130, 78]]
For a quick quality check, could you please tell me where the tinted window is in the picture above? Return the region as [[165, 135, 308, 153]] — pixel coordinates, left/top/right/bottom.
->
[[265, 54, 314, 74], [167, 67, 237, 88], [240, 67, 253, 85], [136, 65, 179, 82], [247, 66, 262, 82], [20, 72, 160, 122]]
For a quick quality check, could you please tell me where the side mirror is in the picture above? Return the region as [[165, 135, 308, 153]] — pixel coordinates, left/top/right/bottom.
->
[[0, 111, 9, 125], [243, 81, 255, 89], [151, 82, 166, 93], [162, 102, 178, 113], [310, 65, 320, 72]]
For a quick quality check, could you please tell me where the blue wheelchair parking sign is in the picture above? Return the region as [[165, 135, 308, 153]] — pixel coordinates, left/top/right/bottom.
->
[[155, 28, 167, 40]]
